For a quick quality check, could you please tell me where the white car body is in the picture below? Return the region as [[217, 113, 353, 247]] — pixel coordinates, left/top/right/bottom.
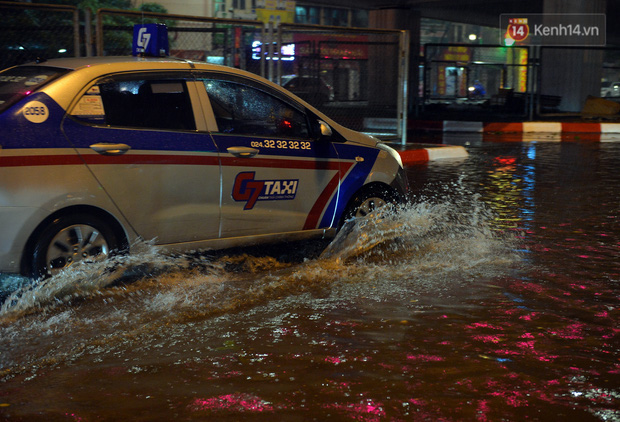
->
[[0, 56, 407, 277]]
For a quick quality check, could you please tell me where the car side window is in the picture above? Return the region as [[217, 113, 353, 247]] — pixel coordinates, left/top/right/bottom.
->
[[71, 76, 196, 131], [202, 79, 310, 138]]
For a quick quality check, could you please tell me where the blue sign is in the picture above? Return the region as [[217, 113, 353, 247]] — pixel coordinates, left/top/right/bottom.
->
[[133, 24, 169, 57]]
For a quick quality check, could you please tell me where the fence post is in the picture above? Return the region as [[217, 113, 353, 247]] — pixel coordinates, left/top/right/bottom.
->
[[84, 8, 93, 57], [260, 24, 266, 78], [276, 23, 282, 85], [528, 46, 538, 121], [95, 10, 103, 56], [397, 30, 410, 145], [73, 8, 80, 57], [534, 47, 542, 117], [267, 21, 274, 82], [420, 44, 428, 118]]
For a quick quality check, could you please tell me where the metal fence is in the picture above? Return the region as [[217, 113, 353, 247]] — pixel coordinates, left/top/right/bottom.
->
[[3, 2, 619, 136], [0, 1, 80, 71], [538, 46, 620, 115], [95, 8, 264, 71], [272, 23, 409, 140], [421, 43, 620, 119], [94, 14, 409, 139], [0, 2, 410, 142], [422, 43, 531, 117]]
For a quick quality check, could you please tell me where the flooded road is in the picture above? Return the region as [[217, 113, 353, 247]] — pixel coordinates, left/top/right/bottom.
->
[[1, 139, 618, 421]]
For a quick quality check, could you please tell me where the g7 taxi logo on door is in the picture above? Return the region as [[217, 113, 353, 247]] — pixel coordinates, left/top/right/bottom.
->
[[232, 172, 299, 210]]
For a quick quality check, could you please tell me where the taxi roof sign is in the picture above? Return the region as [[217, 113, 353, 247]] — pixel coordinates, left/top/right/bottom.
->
[[133, 24, 169, 57]]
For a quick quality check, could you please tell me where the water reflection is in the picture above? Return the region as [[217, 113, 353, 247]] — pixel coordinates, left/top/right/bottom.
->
[[0, 141, 618, 421]]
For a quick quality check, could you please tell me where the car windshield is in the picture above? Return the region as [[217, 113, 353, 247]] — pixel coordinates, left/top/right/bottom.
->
[[0, 65, 69, 114]]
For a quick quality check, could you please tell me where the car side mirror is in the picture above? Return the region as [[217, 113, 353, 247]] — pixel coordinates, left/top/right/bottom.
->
[[318, 120, 332, 138]]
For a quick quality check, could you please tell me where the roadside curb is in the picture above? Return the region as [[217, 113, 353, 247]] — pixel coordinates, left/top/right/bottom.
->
[[411, 120, 620, 134], [395, 145, 469, 166]]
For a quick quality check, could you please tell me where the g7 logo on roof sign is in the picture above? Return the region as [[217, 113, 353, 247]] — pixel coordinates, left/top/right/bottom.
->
[[232, 172, 299, 210], [136, 27, 151, 51]]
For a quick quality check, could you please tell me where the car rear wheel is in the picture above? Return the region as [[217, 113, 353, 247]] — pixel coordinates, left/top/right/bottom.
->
[[29, 213, 120, 279]]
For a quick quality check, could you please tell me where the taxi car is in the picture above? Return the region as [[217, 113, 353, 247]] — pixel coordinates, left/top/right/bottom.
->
[[0, 56, 408, 278]]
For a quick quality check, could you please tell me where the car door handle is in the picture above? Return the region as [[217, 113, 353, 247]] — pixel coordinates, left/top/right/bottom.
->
[[90, 143, 131, 156], [227, 147, 259, 158]]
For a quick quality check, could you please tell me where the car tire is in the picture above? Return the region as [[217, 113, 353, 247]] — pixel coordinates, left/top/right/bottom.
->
[[29, 213, 120, 279], [340, 185, 397, 227]]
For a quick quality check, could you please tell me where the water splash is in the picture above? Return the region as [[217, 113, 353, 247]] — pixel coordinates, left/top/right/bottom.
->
[[0, 241, 187, 321], [323, 191, 518, 271], [0, 190, 524, 387], [0, 192, 519, 323], [320, 203, 419, 262]]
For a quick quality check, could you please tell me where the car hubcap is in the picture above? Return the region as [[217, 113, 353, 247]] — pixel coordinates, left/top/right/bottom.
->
[[45, 224, 110, 275], [355, 197, 387, 218]]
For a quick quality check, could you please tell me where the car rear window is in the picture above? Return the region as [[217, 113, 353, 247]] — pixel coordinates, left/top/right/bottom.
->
[[71, 76, 196, 131], [0, 66, 69, 114]]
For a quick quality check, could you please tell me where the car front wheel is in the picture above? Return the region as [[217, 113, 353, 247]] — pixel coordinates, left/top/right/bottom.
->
[[29, 213, 119, 279], [340, 185, 397, 227]]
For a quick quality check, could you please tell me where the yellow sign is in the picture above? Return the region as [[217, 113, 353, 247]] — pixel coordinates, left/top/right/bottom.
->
[[256, 8, 294, 24]]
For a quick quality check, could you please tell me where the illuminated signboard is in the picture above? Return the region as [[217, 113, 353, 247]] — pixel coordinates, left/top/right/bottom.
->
[[252, 41, 295, 61], [292, 34, 368, 60]]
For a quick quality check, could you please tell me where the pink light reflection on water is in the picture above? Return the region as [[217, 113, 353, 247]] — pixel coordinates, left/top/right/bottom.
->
[[324, 381, 355, 394], [325, 356, 342, 364], [466, 322, 504, 330], [487, 337, 561, 362], [515, 340, 559, 362], [481, 375, 570, 410], [406, 354, 445, 362], [519, 312, 539, 321], [323, 399, 386, 422], [472, 335, 504, 343], [549, 322, 586, 340], [408, 398, 426, 406], [488, 390, 528, 408], [189, 393, 275, 413], [476, 399, 491, 421]]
